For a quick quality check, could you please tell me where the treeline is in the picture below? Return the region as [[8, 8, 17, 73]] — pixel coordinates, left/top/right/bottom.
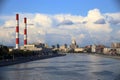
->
[[0, 45, 10, 60], [0, 45, 59, 60], [0, 45, 36, 60]]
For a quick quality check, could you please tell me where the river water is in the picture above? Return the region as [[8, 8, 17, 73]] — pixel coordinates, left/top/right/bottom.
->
[[0, 54, 120, 80]]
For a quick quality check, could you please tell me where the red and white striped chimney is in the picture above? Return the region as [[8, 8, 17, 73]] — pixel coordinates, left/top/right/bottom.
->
[[24, 17, 27, 45], [16, 14, 19, 49]]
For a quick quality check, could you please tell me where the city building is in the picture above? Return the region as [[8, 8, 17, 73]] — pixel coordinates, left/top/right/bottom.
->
[[74, 48, 84, 53], [59, 45, 68, 52], [91, 44, 96, 53], [103, 47, 120, 55], [20, 44, 42, 51], [96, 45, 105, 53], [20, 43, 54, 55], [111, 42, 120, 48], [84, 45, 91, 53], [70, 39, 78, 49], [103, 48, 111, 54]]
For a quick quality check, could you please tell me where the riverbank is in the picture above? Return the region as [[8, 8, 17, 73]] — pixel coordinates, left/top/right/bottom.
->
[[93, 54, 120, 60], [68, 53, 120, 60], [0, 54, 66, 67], [79, 53, 120, 60]]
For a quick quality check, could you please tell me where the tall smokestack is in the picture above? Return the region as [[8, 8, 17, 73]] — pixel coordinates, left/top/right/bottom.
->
[[16, 14, 19, 49], [24, 17, 27, 45]]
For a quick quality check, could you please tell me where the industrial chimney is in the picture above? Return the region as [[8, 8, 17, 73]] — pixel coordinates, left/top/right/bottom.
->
[[24, 17, 27, 45], [16, 14, 19, 49]]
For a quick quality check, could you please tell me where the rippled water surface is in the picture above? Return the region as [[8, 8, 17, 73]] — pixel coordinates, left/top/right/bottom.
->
[[0, 54, 120, 80]]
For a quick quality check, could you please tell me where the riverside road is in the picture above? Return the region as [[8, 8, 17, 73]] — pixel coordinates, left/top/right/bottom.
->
[[0, 54, 120, 80]]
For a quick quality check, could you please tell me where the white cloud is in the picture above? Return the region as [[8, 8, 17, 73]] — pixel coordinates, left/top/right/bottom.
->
[[75, 34, 85, 44], [0, 27, 15, 45], [84, 9, 104, 23], [85, 23, 112, 33], [0, 8, 120, 47], [54, 14, 84, 24], [3, 20, 15, 27], [33, 14, 52, 27], [104, 13, 120, 25]]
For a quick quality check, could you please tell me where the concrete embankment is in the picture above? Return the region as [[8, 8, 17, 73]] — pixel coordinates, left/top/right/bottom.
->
[[0, 54, 66, 67]]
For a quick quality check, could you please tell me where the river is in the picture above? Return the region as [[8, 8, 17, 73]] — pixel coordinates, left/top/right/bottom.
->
[[0, 54, 120, 80]]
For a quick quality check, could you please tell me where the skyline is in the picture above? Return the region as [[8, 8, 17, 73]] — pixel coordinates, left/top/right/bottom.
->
[[0, 0, 120, 47]]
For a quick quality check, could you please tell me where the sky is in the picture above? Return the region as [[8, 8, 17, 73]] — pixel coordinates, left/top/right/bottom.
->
[[0, 0, 120, 15], [0, 0, 120, 47]]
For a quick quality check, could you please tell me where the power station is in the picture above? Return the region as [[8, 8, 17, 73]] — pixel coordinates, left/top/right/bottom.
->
[[15, 14, 46, 51], [15, 14, 28, 49]]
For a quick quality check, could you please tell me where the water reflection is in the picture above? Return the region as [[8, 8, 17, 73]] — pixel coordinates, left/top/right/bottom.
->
[[0, 54, 120, 80]]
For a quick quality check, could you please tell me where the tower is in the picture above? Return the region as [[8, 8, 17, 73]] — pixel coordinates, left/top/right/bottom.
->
[[72, 39, 76, 45], [16, 14, 19, 49], [24, 17, 27, 45], [70, 38, 77, 49]]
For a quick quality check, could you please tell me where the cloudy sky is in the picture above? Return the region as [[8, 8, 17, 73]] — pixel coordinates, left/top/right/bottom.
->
[[0, 0, 120, 47]]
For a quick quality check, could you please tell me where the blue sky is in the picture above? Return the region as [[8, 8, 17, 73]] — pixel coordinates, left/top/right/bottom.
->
[[0, 0, 120, 47], [1, 0, 120, 15]]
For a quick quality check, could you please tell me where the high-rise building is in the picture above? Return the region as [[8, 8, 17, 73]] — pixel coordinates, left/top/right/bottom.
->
[[72, 39, 76, 45], [70, 39, 78, 49]]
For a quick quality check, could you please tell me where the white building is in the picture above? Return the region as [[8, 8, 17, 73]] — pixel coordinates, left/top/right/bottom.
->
[[91, 44, 96, 53], [20, 44, 42, 51], [70, 39, 78, 49], [111, 42, 120, 48], [116, 48, 120, 54], [60, 45, 68, 52], [103, 48, 120, 54], [74, 48, 84, 52], [103, 48, 111, 54]]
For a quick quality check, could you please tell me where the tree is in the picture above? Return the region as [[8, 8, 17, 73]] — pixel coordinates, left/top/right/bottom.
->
[[0, 45, 9, 60]]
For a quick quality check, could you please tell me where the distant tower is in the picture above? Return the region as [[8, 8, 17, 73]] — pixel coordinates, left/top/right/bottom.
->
[[70, 38, 77, 49], [16, 14, 19, 49], [72, 39, 76, 45], [24, 17, 27, 45]]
